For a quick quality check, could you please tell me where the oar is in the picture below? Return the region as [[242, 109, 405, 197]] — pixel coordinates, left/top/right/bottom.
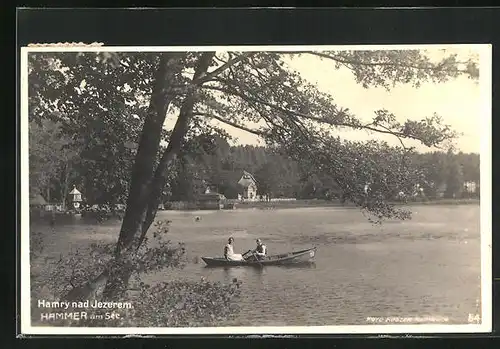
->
[[242, 250, 252, 260], [251, 251, 264, 267]]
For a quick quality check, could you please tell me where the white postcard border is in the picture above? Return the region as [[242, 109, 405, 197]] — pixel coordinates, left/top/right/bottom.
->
[[479, 43, 492, 332]]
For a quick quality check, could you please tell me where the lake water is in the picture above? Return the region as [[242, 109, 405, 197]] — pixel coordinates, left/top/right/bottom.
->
[[31, 205, 482, 326]]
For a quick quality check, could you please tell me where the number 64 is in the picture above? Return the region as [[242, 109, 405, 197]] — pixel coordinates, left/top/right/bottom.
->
[[468, 313, 480, 323]]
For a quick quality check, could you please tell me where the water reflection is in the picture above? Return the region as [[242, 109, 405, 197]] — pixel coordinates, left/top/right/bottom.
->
[[221, 266, 248, 283], [204, 262, 316, 271], [278, 262, 317, 269], [210, 263, 317, 285], [31, 213, 123, 227], [207, 262, 317, 283]]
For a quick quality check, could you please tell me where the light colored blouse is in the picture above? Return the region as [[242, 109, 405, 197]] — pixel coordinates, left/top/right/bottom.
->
[[224, 243, 243, 261]]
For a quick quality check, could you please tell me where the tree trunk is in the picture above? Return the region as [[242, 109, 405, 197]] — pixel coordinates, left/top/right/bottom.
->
[[140, 52, 215, 236], [102, 52, 215, 300], [60, 163, 70, 211], [101, 259, 135, 300], [114, 53, 184, 255]]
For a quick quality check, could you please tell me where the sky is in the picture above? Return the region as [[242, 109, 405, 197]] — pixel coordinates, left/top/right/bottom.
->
[[158, 45, 486, 154], [286, 48, 482, 154], [170, 45, 484, 154]]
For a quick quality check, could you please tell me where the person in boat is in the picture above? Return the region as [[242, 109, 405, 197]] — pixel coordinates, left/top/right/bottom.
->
[[224, 237, 244, 261], [252, 238, 267, 259]]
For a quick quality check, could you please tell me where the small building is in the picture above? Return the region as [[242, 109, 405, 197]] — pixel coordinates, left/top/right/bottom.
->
[[29, 194, 64, 211], [197, 192, 226, 210], [29, 193, 47, 207], [463, 181, 479, 194], [435, 183, 447, 198], [29, 193, 48, 217], [238, 170, 258, 201], [69, 186, 83, 210]]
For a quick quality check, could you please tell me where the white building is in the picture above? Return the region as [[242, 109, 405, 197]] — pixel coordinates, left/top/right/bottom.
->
[[238, 170, 258, 201]]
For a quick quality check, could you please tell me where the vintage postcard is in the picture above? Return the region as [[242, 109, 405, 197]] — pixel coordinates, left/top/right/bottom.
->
[[20, 44, 492, 335]]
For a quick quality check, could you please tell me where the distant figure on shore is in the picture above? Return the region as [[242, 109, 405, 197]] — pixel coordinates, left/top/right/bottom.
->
[[224, 237, 244, 261], [195, 216, 201, 222], [253, 238, 267, 259]]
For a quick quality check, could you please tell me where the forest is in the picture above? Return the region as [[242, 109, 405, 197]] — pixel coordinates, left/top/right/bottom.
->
[[30, 118, 480, 208], [170, 140, 480, 202]]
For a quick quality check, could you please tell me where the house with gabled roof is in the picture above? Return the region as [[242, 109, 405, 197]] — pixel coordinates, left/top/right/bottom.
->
[[29, 193, 47, 207], [238, 170, 258, 201]]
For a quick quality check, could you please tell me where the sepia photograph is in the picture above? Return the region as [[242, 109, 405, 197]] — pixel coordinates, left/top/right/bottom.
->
[[21, 44, 491, 335]]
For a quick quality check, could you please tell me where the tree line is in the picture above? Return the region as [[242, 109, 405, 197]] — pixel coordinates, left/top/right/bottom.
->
[[167, 137, 481, 202], [30, 118, 480, 209]]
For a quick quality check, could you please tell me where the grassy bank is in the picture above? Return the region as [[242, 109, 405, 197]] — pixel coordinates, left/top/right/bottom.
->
[[231, 200, 347, 209], [399, 198, 480, 206], [227, 198, 480, 210]]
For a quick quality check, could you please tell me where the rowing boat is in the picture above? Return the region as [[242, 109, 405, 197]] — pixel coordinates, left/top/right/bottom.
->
[[201, 247, 317, 267]]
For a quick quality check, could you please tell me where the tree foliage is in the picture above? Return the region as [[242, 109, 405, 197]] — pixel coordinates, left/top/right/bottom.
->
[[162, 140, 480, 203], [30, 221, 242, 327], [29, 118, 79, 205], [29, 53, 158, 205]]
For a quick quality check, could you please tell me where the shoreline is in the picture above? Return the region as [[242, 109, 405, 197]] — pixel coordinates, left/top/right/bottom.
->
[[165, 198, 480, 212], [30, 199, 480, 222]]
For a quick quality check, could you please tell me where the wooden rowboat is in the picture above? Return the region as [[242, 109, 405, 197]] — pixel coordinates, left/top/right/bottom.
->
[[201, 247, 317, 267]]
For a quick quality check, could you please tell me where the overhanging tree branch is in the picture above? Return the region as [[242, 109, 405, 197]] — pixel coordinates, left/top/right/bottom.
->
[[193, 52, 256, 85], [193, 112, 266, 136], [202, 83, 445, 146], [302, 51, 475, 75]]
